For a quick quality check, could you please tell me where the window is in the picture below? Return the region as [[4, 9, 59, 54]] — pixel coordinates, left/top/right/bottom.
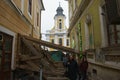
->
[[51, 39, 54, 44], [59, 19, 62, 29], [102, 4, 120, 45], [59, 38, 62, 45], [59, 19, 61, 21], [92, 69, 97, 75], [59, 23, 62, 29], [108, 25, 120, 45], [67, 39, 69, 46], [28, 0, 32, 15], [37, 13, 39, 26]]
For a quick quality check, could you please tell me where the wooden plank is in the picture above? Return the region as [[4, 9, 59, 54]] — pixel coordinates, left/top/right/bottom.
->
[[20, 55, 42, 61], [21, 35, 80, 54], [18, 62, 40, 72], [21, 37, 55, 71], [33, 45, 57, 68], [0, 1, 31, 35], [43, 70, 64, 77], [47, 77, 68, 80], [26, 61, 40, 71]]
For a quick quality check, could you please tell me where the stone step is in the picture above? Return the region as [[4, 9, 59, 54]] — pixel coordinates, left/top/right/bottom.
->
[[47, 77, 69, 80]]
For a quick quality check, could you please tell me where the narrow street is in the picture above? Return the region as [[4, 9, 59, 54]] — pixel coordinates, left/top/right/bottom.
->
[[0, 0, 120, 80]]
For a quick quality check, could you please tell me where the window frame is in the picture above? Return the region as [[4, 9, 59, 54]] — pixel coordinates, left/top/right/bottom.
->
[[59, 38, 62, 45], [66, 39, 69, 46], [28, 0, 32, 18], [51, 39, 54, 44], [100, 4, 120, 46], [37, 12, 39, 26], [59, 23, 62, 29]]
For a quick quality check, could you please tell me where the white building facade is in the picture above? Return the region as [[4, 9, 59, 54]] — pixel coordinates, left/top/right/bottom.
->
[[46, 4, 70, 51]]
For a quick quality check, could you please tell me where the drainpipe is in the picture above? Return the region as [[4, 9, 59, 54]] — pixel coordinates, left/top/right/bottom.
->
[[79, 23, 82, 51], [40, 65, 42, 80], [78, 23, 83, 57]]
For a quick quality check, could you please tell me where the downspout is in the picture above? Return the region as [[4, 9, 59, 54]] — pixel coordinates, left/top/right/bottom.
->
[[78, 22, 83, 58]]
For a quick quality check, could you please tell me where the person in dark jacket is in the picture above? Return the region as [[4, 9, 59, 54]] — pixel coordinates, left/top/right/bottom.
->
[[67, 55, 79, 80], [79, 55, 88, 80], [63, 54, 69, 67]]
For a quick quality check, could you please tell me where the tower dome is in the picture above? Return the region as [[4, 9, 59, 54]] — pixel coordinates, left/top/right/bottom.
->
[[56, 5, 63, 14], [54, 3, 66, 18]]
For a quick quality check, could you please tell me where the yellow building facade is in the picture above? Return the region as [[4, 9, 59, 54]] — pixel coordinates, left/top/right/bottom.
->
[[11, 0, 44, 39], [67, 0, 120, 80], [46, 4, 70, 51], [0, 0, 44, 80]]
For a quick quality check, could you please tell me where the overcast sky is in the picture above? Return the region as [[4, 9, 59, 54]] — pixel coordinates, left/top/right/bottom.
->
[[41, 0, 68, 40]]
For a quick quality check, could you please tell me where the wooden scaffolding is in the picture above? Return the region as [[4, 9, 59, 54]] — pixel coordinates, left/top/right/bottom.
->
[[14, 34, 79, 80]]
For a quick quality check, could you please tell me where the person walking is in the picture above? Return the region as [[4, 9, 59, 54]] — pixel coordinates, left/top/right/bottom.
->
[[79, 55, 88, 80], [66, 55, 79, 80], [78, 56, 82, 80], [63, 54, 68, 67]]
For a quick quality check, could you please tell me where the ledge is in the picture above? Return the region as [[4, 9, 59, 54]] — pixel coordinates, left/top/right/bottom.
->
[[88, 60, 120, 71]]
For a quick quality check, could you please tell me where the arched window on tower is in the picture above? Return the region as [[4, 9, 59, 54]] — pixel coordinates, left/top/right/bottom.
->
[[59, 23, 62, 29], [59, 19, 62, 29]]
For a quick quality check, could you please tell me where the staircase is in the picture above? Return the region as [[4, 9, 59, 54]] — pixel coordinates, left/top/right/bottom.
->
[[16, 34, 79, 80]]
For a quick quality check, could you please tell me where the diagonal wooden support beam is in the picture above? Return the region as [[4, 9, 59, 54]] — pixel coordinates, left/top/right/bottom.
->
[[21, 35, 80, 54], [21, 37, 56, 71]]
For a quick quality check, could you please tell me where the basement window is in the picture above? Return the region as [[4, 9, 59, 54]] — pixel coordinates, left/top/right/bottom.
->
[[92, 69, 97, 75]]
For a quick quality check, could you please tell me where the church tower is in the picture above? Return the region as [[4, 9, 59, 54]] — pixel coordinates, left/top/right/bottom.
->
[[46, 3, 70, 51], [54, 3, 66, 30]]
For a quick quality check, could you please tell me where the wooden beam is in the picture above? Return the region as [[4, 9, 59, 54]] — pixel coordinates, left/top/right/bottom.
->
[[43, 70, 64, 76], [20, 55, 42, 61], [21, 35, 80, 54], [21, 37, 54, 71]]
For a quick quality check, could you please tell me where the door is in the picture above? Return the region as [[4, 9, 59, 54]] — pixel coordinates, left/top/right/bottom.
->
[[0, 31, 13, 80]]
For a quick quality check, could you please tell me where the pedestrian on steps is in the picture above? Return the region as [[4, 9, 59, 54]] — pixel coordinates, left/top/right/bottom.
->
[[63, 54, 69, 67], [79, 54, 88, 80], [66, 54, 79, 80]]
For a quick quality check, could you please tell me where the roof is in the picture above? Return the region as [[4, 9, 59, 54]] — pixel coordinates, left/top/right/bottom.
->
[[39, 0, 45, 10], [54, 3, 66, 18]]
